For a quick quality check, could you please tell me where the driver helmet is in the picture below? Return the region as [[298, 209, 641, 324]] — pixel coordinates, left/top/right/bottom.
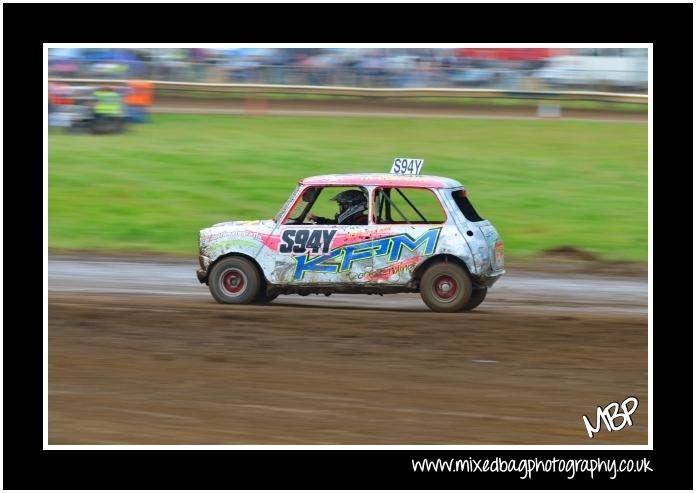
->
[[331, 189, 367, 223]]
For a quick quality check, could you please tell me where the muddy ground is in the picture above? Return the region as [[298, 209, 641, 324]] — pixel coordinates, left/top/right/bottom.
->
[[49, 293, 647, 445], [152, 96, 647, 122]]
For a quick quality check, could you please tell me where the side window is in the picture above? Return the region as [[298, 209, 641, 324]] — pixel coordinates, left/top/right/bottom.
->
[[308, 187, 361, 221], [451, 189, 484, 222], [374, 188, 446, 224], [283, 186, 368, 225]]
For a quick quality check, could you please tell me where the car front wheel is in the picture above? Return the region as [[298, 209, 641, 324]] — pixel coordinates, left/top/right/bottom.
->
[[209, 257, 261, 304], [419, 263, 473, 312]]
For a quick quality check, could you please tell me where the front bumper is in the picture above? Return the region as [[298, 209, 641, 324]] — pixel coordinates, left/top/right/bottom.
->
[[196, 254, 210, 284]]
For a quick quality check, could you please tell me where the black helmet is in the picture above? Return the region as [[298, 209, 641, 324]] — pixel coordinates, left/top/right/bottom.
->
[[331, 189, 367, 223]]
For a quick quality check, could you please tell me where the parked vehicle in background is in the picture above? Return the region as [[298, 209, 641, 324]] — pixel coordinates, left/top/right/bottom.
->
[[535, 49, 648, 91]]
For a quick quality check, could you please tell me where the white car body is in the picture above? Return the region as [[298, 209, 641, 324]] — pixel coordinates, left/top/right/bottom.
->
[[197, 173, 505, 310]]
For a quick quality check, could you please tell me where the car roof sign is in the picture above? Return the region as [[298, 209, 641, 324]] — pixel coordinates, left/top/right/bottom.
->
[[301, 173, 463, 189], [391, 158, 424, 176]]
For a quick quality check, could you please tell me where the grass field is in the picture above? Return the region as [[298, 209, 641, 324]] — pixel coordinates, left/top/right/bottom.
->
[[48, 114, 648, 261]]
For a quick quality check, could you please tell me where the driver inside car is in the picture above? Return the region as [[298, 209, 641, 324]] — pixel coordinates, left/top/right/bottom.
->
[[307, 189, 368, 225]]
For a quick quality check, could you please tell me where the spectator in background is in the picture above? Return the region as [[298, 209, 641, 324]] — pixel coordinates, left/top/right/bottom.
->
[[93, 86, 125, 133], [190, 48, 208, 81], [124, 80, 154, 123], [48, 83, 74, 127]]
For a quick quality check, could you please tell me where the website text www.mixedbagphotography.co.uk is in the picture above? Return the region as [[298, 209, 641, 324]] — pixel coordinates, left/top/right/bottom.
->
[[412, 456, 652, 479]]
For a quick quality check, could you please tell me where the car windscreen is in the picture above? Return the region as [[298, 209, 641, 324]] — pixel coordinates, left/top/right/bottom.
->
[[274, 184, 301, 223]]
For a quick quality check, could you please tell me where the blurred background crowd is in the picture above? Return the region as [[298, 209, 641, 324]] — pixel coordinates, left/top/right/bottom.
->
[[49, 47, 648, 92], [48, 80, 153, 133]]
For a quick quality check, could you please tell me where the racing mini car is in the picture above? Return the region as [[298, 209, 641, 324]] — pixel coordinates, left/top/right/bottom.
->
[[197, 159, 505, 312]]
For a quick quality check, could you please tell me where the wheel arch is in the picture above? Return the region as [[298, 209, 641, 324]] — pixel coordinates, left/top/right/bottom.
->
[[207, 252, 269, 286], [411, 254, 472, 288]]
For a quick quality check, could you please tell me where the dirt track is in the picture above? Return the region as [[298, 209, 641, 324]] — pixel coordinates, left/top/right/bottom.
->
[[48, 257, 648, 445], [152, 96, 648, 122]]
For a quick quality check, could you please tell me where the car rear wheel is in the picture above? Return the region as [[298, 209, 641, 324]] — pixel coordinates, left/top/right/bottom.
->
[[419, 263, 472, 312], [461, 287, 487, 311], [209, 257, 261, 304]]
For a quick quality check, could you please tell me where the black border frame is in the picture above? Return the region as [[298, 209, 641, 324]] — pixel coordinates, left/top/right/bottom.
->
[[4, 2, 692, 489]]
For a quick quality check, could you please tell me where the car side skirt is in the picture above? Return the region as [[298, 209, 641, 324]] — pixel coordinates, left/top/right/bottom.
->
[[267, 282, 419, 296]]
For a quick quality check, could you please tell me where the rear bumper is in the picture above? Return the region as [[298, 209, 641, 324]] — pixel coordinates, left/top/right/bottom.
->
[[474, 269, 505, 288]]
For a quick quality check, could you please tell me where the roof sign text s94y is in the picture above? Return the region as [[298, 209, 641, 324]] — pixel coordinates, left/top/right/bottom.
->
[[391, 158, 424, 176]]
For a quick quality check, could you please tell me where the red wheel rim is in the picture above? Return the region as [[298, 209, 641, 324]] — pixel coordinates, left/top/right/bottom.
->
[[221, 268, 246, 296], [433, 275, 457, 301]]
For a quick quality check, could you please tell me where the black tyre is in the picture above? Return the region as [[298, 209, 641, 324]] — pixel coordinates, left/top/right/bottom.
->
[[461, 287, 487, 312], [419, 262, 473, 312], [255, 290, 279, 303], [208, 257, 261, 304]]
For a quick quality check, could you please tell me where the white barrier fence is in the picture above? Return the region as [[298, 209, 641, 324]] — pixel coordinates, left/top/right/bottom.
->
[[48, 78, 648, 104]]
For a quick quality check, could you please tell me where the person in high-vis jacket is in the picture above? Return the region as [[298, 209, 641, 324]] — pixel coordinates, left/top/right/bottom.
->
[[94, 86, 123, 116], [92, 86, 125, 133]]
